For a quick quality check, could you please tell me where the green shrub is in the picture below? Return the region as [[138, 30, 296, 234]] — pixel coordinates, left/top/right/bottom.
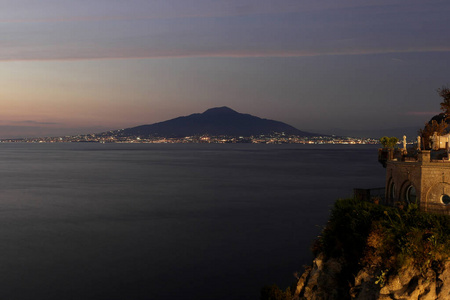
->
[[379, 136, 399, 148], [380, 136, 389, 148]]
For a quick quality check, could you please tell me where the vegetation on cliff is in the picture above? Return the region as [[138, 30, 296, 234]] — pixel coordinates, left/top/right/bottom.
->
[[262, 198, 450, 300], [316, 198, 450, 281]]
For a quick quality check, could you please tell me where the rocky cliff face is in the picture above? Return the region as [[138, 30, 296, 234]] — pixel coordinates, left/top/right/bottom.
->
[[284, 198, 450, 300], [293, 252, 450, 300]]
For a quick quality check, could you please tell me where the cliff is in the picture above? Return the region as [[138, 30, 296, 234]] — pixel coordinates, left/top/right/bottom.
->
[[263, 199, 450, 300], [296, 252, 450, 300]]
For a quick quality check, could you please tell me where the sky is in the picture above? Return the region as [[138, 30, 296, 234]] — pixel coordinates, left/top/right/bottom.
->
[[1, 0, 450, 138]]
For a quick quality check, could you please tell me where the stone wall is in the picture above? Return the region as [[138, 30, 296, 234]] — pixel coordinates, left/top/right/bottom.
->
[[385, 161, 421, 205], [385, 154, 450, 214], [420, 163, 450, 214]]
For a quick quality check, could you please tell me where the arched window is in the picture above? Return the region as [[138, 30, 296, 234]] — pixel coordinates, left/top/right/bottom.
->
[[406, 185, 416, 204], [441, 194, 450, 205], [390, 182, 396, 200]]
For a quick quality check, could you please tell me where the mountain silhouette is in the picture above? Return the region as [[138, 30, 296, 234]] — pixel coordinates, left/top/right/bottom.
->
[[115, 107, 318, 137]]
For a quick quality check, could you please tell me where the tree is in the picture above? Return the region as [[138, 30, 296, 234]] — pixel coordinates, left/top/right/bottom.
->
[[388, 137, 399, 148], [419, 86, 450, 149], [419, 119, 447, 150], [438, 86, 450, 118], [380, 136, 399, 148]]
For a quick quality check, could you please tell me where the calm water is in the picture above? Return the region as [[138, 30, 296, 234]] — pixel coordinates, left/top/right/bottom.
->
[[0, 143, 385, 299]]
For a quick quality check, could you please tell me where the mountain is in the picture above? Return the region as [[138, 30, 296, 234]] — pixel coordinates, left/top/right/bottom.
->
[[114, 107, 318, 137]]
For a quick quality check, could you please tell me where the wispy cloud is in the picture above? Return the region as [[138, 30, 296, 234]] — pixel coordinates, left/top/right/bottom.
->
[[404, 111, 441, 116], [1, 0, 448, 61], [0, 1, 392, 24], [11, 120, 60, 125], [0, 0, 442, 24], [2, 47, 450, 62]]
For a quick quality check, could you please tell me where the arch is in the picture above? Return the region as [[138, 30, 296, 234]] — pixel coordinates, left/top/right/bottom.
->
[[399, 180, 417, 204], [406, 185, 417, 204], [387, 177, 396, 204], [425, 182, 450, 213]]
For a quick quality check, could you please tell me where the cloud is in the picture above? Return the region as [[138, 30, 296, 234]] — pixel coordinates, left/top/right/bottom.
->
[[0, 0, 442, 24], [2, 46, 450, 62], [1, 0, 449, 61], [11, 120, 60, 125], [404, 111, 441, 116], [0, 1, 380, 24]]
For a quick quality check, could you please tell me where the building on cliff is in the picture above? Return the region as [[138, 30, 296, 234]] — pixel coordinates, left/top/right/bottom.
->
[[379, 134, 450, 214]]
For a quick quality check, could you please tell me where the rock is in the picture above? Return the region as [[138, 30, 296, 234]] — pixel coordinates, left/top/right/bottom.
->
[[437, 261, 450, 300], [375, 266, 437, 300], [295, 253, 450, 299], [301, 253, 344, 300], [294, 266, 311, 299], [379, 274, 403, 295], [398, 265, 420, 287], [352, 268, 378, 300], [378, 265, 421, 298], [314, 253, 325, 270], [354, 268, 372, 287]]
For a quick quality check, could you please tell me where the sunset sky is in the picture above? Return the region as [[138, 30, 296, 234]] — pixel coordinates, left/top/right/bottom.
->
[[1, 0, 450, 138]]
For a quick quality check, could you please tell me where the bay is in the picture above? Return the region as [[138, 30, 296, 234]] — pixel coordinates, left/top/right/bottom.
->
[[0, 143, 385, 299]]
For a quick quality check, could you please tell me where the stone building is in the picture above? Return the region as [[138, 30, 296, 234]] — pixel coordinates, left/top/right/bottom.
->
[[381, 137, 450, 214], [435, 133, 450, 150]]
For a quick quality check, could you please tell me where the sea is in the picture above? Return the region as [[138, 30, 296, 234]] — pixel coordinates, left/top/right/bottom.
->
[[0, 143, 385, 300]]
